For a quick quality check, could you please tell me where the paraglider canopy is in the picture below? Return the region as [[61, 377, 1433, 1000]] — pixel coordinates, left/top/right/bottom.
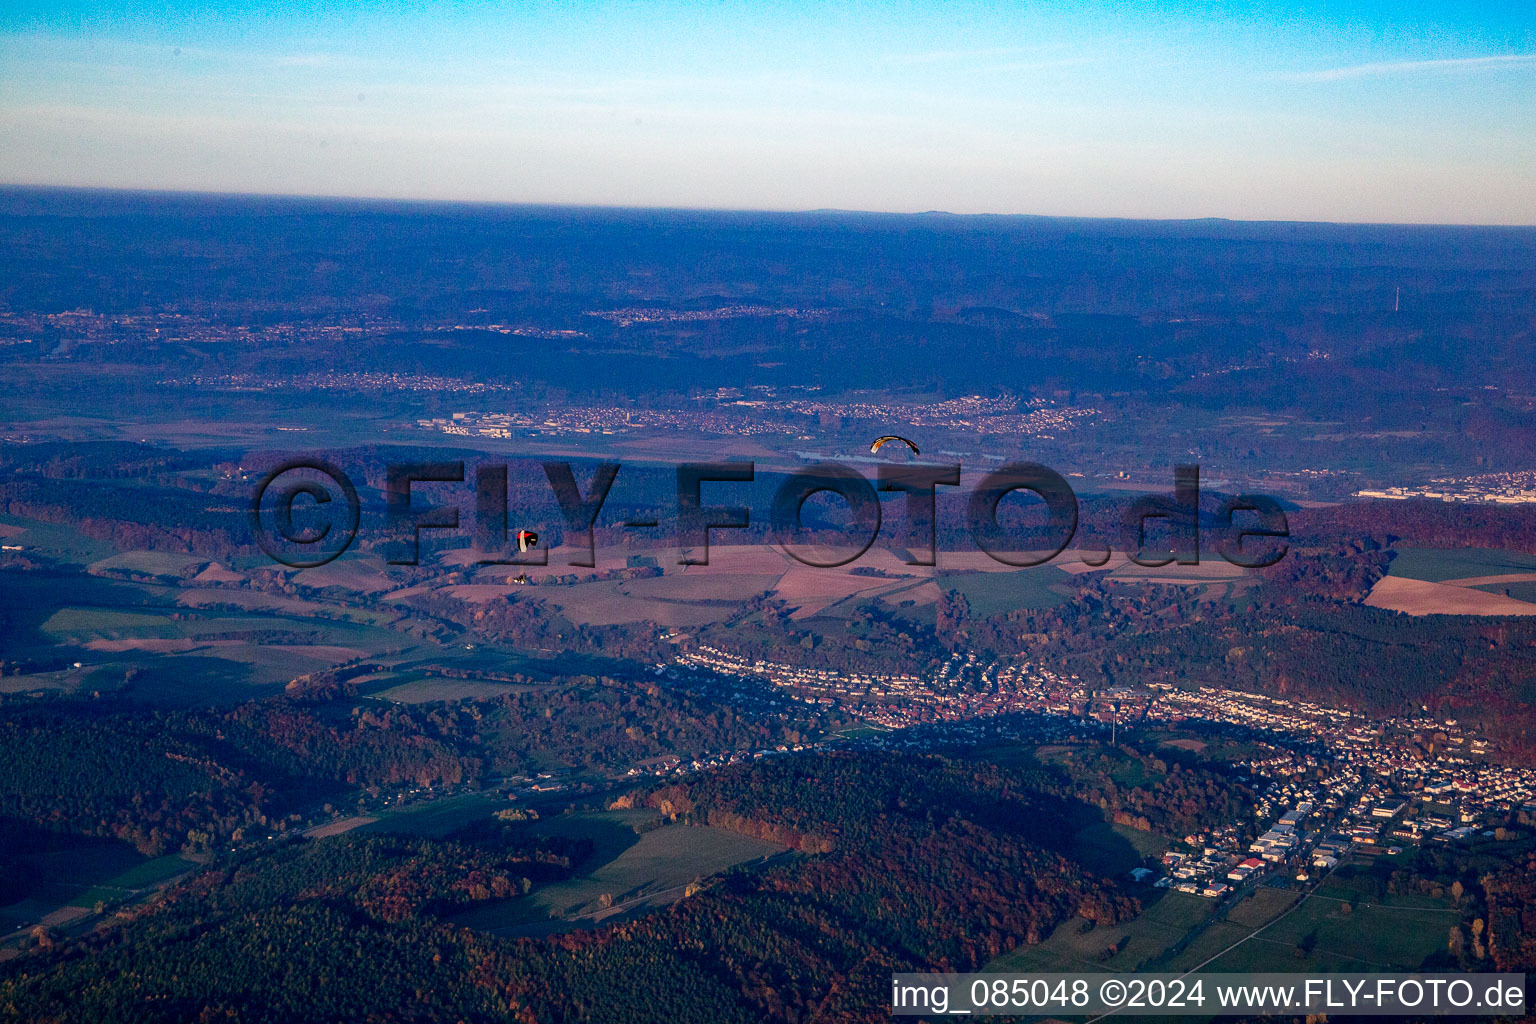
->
[[869, 435, 919, 456], [516, 530, 539, 552]]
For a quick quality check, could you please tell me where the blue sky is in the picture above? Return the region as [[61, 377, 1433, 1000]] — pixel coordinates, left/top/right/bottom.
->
[[1, 2, 1533, 223]]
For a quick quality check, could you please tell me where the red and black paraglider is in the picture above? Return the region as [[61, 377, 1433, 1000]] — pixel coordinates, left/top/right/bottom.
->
[[869, 435, 919, 456], [516, 530, 539, 553]]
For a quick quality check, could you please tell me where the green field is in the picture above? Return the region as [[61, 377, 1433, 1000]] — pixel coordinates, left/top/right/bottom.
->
[[450, 814, 787, 933], [46, 606, 374, 646], [990, 852, 1458, 981], [3, 543, 403, 684], [27, 593, 407, 697], [67, 855, 198, 908], [1033, 743, 1167, 789], [937, 566, 1073, 616], [1156, 885, 1300, 972], [177, 588, 399, 626], [388, 645, 626, 683], [1159, 865, 1459, 975], [360, 792, 514, 838], [0, 573, 163, 651], [40, 606, 181, 639], [1183, 878, 1456, 972], [1475, 580, 1536, 603], [0, 664, 117, 696], [988, 891, 1214, 973], [372, 677, 538, 704], [1388, 546, 1536, 583], [10, 834, 197, 915], [89, 550, 206, 577], [0, 513, 117, 564]]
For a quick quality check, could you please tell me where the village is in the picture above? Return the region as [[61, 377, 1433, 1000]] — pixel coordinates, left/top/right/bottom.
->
[[664, 644, 1536, 899]]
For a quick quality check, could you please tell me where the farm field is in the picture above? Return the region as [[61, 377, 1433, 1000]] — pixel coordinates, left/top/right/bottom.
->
[[88, 550, 207, 578], [1482, 580, 1536, 603], [1387, 547, 1536, 583], [0, 513, 117, 564], [0, 572, 164, 648], [1357, 543, 1536, 615], [987, 891, 1214, 973], [535, 578, 742, 627], [371, 677, 538, 703], [1134, 861, 1461, 978], [385, 645, 625, 683], [173, 587, 398, 626], [936, 565, 1073, 615], [449, 812, 787, 935], [773, 566, 911, 618], [0, 559, 411, 701], [1364, 575, 1536, 617], [1, 835, 197, 946], [359, 792, 514, 838], [288, 552, 400, 593], [481, 543, 1116, 623]]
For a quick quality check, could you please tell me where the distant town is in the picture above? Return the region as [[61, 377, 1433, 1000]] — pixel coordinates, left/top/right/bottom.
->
[[667, 643, 1535, 900], [415, 393, 1099, 446], [1356, 470, 1536, 506]]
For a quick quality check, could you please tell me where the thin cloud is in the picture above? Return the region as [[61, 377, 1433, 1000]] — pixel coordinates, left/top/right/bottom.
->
[[1288, 54, 1536, 82]]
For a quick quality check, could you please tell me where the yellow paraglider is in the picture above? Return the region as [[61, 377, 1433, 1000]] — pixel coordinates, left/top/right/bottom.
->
[[869, 435, 920, 456]]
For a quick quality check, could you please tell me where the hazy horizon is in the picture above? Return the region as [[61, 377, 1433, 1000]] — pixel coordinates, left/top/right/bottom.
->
[[7, 181, 1536, 230], [3, 2, 1533, 226]]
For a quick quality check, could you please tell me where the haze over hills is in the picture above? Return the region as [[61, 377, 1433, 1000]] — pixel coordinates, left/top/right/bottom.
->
[[4, 0, 1536, 1016], [3, 186, 1535, 493], [3, 188, 1536, 1021]]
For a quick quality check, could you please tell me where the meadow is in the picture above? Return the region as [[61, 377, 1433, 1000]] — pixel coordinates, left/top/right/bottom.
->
[[1165, 865, 1457, 974], [987, 891, 1214, 974], [1387, 546, 1536, 583], [448, 810, 787, 934], [936, 565, 1073, 615]]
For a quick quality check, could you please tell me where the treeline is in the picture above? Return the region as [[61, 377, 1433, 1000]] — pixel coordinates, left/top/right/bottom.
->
[[0, 675, 834, 856], [0, 707, 273, 856], [0, 477, 245, 555], [1291, 500, 1536, 556], [0, 699, 477, 855], [0, 441, 220, 482], [1024, 745, 1254, 836], [0, 832, 584, 1023], [473, 680, 825, 775], [1257, 541, 1390, 603], [1485, 853, 1536, 971]]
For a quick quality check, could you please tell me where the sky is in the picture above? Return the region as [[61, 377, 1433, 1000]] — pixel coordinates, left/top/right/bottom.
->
[[1, 2, 1533, 224]]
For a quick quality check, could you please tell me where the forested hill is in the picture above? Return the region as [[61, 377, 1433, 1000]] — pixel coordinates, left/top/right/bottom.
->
[[0, 751, 1146, 1023]]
